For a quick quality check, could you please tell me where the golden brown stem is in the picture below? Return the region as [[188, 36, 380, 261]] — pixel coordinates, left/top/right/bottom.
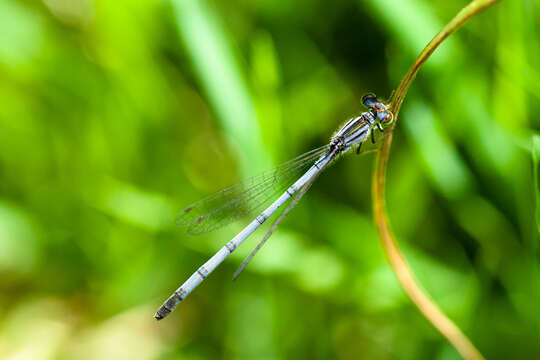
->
[[372, 1, 499, 359]]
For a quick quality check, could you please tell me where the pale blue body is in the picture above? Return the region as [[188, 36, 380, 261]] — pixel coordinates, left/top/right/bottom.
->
[[155, 113, 376, 320]]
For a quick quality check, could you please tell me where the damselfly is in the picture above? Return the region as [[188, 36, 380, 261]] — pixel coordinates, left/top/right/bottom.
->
[[155, 94, 393, 320]]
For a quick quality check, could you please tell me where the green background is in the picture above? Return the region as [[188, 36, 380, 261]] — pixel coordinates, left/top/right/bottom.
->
[[0, 0, 538, 359]]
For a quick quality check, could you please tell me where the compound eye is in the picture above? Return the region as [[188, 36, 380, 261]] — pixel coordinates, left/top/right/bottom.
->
[[362, 93, 378, 108], [381, 111, 394, 126]]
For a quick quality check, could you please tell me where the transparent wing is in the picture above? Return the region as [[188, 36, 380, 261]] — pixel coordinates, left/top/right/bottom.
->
[[177, 144, 331, 235], [232, 162, 322, 280]]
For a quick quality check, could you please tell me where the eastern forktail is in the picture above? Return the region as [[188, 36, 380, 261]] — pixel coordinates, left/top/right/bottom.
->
[[155, 94, 393, 320]]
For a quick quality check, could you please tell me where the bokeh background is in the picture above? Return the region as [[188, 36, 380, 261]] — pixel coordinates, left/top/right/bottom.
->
[[0, 0, 539, 359]]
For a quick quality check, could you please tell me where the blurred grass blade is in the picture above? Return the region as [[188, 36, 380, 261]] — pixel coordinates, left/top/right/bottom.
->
[[533, 134, 540, 234], [0, 0, 43, 67], [171, 0, 270, 174], [365, 0, 452, 67], [403, 102, 473, 200]]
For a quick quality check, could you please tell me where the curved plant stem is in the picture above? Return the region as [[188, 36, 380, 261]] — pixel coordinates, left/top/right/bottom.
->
[[372, 1, 499, 359]]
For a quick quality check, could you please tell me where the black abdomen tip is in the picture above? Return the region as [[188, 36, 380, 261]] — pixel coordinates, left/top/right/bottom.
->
[[154, 306, 171, 320]]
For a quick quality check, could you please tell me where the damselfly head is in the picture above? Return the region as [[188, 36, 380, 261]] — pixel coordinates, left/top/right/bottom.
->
[[363, 93, 387, 112], [363, 93, 392, 128]]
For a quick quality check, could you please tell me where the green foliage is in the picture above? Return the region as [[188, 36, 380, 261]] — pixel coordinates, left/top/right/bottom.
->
[[0, 0, 538, 359], [533, 135, 540, 234]]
